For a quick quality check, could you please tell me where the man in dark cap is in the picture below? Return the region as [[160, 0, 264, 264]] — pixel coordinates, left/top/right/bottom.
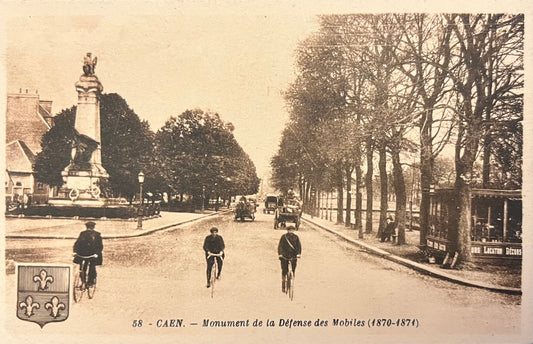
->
[[278, 226, 301, 292], [73, 221, 103, 286], [203, 227, 225, 288]]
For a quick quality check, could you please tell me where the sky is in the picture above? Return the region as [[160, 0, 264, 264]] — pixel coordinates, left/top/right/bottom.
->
[[2, 0, 531, 180], [3, 2, 324, 179]]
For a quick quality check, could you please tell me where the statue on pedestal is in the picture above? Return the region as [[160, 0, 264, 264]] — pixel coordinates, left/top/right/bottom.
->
[[83, 52, 98, 76], [55, 52, 108, 203]]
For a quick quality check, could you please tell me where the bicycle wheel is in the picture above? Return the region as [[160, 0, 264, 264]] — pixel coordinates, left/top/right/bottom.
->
[[210, 260, 217, 298], [87, 278, 97, 299], [73, 271, 84, 303], [287, 270, 294, 301]]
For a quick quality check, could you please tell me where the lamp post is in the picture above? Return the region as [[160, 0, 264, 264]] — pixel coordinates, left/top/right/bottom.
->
[[137, 172, 145, 229]]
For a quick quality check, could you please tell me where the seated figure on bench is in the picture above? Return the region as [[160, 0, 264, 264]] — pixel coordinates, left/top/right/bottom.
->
[[381, 216, 397, 242]]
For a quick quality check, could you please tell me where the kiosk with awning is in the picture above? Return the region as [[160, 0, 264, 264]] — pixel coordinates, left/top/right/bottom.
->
[[426, 188, 522, 264]]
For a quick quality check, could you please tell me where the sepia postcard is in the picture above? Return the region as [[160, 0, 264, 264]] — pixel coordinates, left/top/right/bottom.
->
[[1, 1, 532, 343]]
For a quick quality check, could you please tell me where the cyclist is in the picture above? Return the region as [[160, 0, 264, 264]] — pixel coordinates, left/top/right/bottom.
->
[[73, 221, 103, 287], [203, 227, 225, 288], [278, 225, 301, 292]]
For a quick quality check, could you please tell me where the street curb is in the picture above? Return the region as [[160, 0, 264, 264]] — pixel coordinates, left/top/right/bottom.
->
[[5, 211, 225, 240], [302, 216, 522, 295]]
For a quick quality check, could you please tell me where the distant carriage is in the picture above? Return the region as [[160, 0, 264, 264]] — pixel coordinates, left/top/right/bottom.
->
[[234, 197, 256, 222]]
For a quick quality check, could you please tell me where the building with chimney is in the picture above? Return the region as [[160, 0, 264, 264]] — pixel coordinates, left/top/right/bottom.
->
[[5, 89, 54, 204]]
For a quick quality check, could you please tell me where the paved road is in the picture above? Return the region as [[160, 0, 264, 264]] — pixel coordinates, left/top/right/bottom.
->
[[4, 211, 523, 344]]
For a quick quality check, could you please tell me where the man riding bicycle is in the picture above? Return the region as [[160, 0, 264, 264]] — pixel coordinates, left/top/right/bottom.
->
[[203, 227, 225, 288], [278, 225, 301, 292], [73, 221, 103, 287]]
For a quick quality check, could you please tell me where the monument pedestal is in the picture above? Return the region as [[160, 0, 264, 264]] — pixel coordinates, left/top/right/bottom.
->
[[49, 57, 109, 206]]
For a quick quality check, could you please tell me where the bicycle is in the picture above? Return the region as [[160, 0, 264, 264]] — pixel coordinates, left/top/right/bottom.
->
[[280, 256, 298, 301], [207, 252, 224, 298], [73, 253, 98, 302]]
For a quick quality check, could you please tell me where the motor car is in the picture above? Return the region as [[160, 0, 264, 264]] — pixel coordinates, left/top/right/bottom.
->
[[264, 195, 278, 214]]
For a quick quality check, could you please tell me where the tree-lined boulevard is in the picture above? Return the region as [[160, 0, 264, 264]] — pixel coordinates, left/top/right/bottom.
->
[[272, 14, 523, 262], [4, 210, 521, 343], [26, 13, 524, 267]]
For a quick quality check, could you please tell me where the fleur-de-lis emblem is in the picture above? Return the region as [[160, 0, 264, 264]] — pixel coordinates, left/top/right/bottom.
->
[[19, 295, 40, 317], [33, 269, 54, 291], [45, 296, 66, 318], [17, 265, 70, 327]]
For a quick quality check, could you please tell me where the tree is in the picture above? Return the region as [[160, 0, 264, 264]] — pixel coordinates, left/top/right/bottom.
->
[[283, 15, 376, 228], [34, 106, 77, 187], [281, 14, 422, 242], [445, 14, 523, 262], [154, 109, 259, 203], [487, 118, 522, 189], [433, 156, 455, 188], [282, 30, 354, 218], [353, 14, 417, 244], [392, 14, 455, 247], [100, 93, 155, 201], [270, 127, 302, 193], [34, 94, 156, 200]]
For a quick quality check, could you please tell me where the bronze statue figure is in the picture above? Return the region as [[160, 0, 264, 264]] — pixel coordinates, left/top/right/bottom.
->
[[71, 130, 99, 170], [83, 52, 97, 76]]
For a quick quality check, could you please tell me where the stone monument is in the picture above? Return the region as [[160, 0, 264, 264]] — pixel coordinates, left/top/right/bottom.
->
[[58, 53, 109, 204]]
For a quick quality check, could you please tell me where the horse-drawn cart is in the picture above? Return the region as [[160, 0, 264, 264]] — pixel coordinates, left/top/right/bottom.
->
[[274, 199, 302, 229]]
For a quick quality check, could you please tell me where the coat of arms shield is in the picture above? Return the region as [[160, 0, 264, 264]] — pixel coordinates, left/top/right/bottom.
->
[[16, 264, 71, 328]]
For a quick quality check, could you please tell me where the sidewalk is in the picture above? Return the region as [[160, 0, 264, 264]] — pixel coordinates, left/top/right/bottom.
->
[[302, 215, 522, 295], [5, 210, 223, 240]]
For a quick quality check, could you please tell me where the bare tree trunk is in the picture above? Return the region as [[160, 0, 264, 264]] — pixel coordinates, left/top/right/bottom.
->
[[311, 186, 317, 217], [305, 180, 311, 213], [377, 144, 388, 238], [452, 121, 476, 263], [298, 174, 304, 205], [453, 168, 473, 262], [482, 136, 492, 188], [365, 137, 374, 233], [391, 146, 407, 245], [355, 164, 363, 232], [316, 188, 321, 218], [482, 20, 495, 189], [419, 112, 433, 247], [345, 165, 352, 227], [336, 162, 344, 224]]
